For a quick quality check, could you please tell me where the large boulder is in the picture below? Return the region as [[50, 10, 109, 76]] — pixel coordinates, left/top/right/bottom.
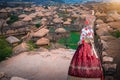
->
[[33, 28, 49, 37], [13, 42, 29, 55], [6, 36, 20, 44], [36, 38, 50, 46]]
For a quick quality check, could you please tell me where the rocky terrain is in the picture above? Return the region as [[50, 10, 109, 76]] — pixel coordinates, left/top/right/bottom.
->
[[0, 48, 75, 80]]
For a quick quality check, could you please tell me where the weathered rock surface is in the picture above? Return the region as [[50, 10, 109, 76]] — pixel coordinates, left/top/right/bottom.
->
[[0, 48, 75, 80]]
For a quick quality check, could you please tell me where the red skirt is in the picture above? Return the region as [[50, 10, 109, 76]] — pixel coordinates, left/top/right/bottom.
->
[[68, 42, 104, 80]]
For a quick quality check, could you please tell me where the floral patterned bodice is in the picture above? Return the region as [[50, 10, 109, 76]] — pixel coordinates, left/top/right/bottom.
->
[[80, 26, 94, 43]]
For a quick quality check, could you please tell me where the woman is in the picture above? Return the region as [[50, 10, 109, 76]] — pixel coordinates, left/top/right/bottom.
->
[[67, 19, 104, 80]]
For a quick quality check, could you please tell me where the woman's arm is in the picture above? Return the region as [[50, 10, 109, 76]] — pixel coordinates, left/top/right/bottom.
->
[[78, 28, 86, 45]]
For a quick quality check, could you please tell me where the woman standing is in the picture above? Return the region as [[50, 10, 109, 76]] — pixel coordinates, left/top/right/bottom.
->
[[67, 18, 104, 80]]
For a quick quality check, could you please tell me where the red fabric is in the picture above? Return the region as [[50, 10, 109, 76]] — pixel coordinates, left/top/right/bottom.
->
[[85, 20, 89, 25], [68, 42, 104, 79]]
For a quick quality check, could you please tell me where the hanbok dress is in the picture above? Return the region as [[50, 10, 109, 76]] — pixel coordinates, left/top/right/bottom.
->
[[68, 26, 104, 80]]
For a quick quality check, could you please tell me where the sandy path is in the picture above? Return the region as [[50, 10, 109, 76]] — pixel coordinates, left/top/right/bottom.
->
[[0, 49, 74, 80]]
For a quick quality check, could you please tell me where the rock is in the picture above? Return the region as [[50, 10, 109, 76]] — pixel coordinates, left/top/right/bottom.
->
[[103, 63, 117, 76], [103, 56, 114, 63], [55, 28, 66, 33], [11, 77, 28, 80], [36, 38, 50, 46], [13, 42, 29, 55], [102, 51, 108, 56], [36, 47, 48, 52], [51, 43, 66, 49], [103, 63, 117, 71], [105, 76, 114, 80], [0, 72, 5, 78], [6, 36, 20, 44], [33, 28, 49, 37], [101, 40, 108, 50], [100, 36, 116, 41]]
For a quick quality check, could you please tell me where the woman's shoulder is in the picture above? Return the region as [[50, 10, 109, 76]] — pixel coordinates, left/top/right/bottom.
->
[[82, 27, 89, 32]]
